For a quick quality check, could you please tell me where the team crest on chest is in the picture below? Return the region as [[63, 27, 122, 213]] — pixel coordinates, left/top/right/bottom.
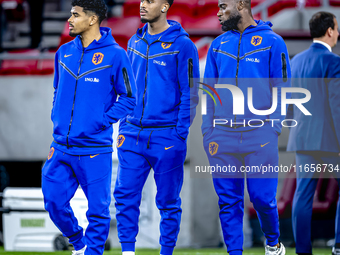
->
[[117, 135, 125, 148], [209, 142, 219, 156], [92, 52, 104, 65], [251, 36, 262, 46], [161, 43, 172, 49]]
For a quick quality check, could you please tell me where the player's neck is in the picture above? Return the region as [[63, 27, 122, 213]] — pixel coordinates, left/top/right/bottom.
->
[[81, 27, 102, 48], [237, 15, 257, 33], [147, 18, 170, 35]]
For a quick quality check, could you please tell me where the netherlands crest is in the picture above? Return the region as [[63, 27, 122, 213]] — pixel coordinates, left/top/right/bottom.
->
[[209, 142, 219, 156], [161, 43, 172, 49], [117, 135, 125, 148], [48, 147, 55, 160], [251, 36, 262, 46], [92, 52, 104, 65]]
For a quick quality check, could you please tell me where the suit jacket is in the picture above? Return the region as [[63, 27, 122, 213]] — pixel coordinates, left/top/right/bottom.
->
[[287, 43, 340, 152]]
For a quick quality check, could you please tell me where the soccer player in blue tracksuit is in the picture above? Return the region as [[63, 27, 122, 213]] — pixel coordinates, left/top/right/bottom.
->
[[41, 1, 136, 254], [113, 0, 199, 253], [202, 0, 291, 254]]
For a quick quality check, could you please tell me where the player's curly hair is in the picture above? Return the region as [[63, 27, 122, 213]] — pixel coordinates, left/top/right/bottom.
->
[[71, 0, 108, 23], [167, 0, 174, 7]]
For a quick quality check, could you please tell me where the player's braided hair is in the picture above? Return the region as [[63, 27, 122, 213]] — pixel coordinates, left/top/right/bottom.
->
[[71, 0, 108, 23]]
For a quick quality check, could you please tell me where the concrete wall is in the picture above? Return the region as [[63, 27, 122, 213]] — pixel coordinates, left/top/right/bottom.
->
[[0, 77, 54, 160]]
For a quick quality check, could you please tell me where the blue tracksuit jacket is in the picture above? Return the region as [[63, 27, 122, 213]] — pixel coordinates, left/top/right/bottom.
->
[[126, 20, 199, 139], [51, 27, 136, 155], [202, 20, 291, 135]]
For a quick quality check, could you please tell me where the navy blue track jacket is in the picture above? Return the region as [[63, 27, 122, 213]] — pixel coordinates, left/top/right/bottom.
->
[[202, 20, 291, 135], [51, 27, 136, 155], [126, 20, 199, 140]]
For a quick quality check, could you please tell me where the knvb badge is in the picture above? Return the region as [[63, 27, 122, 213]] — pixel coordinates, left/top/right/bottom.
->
[[92, 53, 104, 65]]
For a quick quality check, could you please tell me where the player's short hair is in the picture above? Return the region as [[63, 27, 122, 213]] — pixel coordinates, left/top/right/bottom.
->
[[166, 0, 174, 7], [309, 11, 336, 38], [71, 0, 108, 23]]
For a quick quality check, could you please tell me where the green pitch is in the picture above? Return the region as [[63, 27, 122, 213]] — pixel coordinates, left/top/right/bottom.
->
[[0, 247, 331, 255]]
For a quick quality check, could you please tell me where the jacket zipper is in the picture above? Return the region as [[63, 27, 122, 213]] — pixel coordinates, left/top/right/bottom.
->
[[140, 43, 149, 127], [66, 48, 85, 148], [122, 67, 132, 97], [139, 38, 162, 127], [188, 58, 193, 88], [234, 32, 243, 129]]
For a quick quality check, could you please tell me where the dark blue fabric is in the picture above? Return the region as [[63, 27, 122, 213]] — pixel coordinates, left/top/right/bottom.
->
[[202, 20, 291, 135], [42, 148, 112, 255], [114, 124, 186, 254], [126, 20, 199, 139], [51, 27, 136, 155], [203, 123, 280, 252], [292, 152, 340, 253], [287, 43, 340, 152]]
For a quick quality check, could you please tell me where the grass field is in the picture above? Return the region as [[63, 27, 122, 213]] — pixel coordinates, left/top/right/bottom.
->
[[0, 247, 332, 255]]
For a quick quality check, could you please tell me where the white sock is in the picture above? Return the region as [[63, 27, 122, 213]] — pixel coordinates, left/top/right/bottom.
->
[[122, 252, 135, 255]]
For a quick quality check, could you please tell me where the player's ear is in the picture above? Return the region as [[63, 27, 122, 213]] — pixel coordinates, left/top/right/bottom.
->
[[89, 15, 99, 26], [237, 0, 244, 11]]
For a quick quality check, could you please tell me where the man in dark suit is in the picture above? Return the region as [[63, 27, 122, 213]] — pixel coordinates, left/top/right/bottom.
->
[[287, 11, 340, 255]]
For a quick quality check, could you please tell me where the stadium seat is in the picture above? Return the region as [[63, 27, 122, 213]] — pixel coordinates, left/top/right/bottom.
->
[[330, 0, 340, 6], [123, 0, 141, 17], [106, 17, 141, 49], [59, 22, 74, 49], [0, 49, 55, 75], [0, 49, 38, 75], [195, 0, 218, 18], [1, 0, 25, 22], [167, 0, 197, 27]]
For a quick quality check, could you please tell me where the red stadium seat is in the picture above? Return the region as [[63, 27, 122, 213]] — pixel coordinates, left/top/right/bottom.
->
[[106, 17, 142, 49], [0, 49, 55, 75], [123, 0, 141, 17], [196, 0, 218, 18], [59, 22, 74, 49], [0, 49, 38, 75], [167, 0, 197, 27], [329, 0, 340, 6]]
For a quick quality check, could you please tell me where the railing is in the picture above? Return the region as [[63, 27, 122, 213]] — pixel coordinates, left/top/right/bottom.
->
[[252, 0, 331, 20]]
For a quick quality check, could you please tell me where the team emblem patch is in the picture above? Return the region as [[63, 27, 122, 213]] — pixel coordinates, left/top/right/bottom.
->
[[92, 52, 104, 65], [251, 36, 262, 46], [48, 147, 55, 160], [117, 135, 125, 148], [209, 142, 219, 156], [161, 43, 172, 49]]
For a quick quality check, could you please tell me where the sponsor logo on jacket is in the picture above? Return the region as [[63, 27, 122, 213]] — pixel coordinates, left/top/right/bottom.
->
[[153, 60, 166, 66], [85, 78, 100, 82]]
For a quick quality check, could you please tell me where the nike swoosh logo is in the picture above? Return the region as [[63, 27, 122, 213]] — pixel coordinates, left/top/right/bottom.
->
[[90, 154, 99, 158], [64, 54, 72, 58], [221, 40, 230, 44], [135, 39, 141, 43], [165, 146, 174, 150], [261, 142, 270, 147]]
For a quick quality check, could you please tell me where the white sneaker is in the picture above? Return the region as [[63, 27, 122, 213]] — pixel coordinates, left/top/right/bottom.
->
[[265, 242, 285, 255], [72, 245, 86, 255], [332, 247, 340, 255]]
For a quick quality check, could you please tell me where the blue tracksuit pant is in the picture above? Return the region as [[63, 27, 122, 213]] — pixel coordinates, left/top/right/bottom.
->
[[42, 148, 112, 255], [203, 123, 280, 255], [292, 151, 340, 254], [114, 123, 186, 255]]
